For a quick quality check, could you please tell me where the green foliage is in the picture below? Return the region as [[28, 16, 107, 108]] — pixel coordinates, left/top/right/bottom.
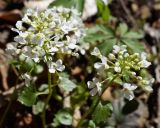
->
[[59, 74, 77, 92], [84, 23, 144, 55], [71, 82, 89, 106], [52, 109, 72, 127], [32, 101, 45, 115], [49, 0, 85, 13], [18, 85, 37, 107], [88, 120, 96, 128], [96, 0, 111, 21], [92, 101, 113, 124]]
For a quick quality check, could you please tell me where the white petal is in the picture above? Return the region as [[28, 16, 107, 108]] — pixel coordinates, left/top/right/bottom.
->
[[123, 83, 131, 90], [16, 21, 23, 30], [14, 36, 26, 44], [108, 53, 115, 60], [114, 66, 121, 72], [123, 91, 134, 101], [123, 83, 137, 91], [56, 65, 65, 72], [56, 59, 62, 65], [91, 47, 101, 56], [130, 84, 137, 91], [94, 62, 104, 69], [87, 81, 95, 89], [90, 88, 98, 96], [113, 45, 120, 53], [144, 86, 153, 92], [92, 77, 99, 83], [140, 60, 151, 68], [101, 56, 107, 64], [50, 47, 58, 52], [49, 68, 56, 73], [56, 41, 64, 47], [68, 43, 77, 49], [48, 62, 55, 73]]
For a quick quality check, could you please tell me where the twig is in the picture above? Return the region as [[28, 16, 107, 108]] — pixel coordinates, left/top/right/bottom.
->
[[118, 0, 137, 28]]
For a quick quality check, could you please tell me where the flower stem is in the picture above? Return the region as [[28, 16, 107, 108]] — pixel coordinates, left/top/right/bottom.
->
[[76, 97, 100, 128], [76, 74, 119, 128], [41, 72, 52, 128]]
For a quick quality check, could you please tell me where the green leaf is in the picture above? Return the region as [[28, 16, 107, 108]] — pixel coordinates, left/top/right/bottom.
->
[[102, 6, 110, 21], [88, 120, 96, 128], [74, 0, 85, 13], [55, 109, 72, 125], [98, 39, 116, 55], [122, 99, 139, 115], [83, 25, 114, 44], [49, 0, 85, 13], [96, 0, 104, 14], [18, 85, 37, 107], [59, 76, 76, 92], [49, 0, 74, 8], [71, 82, 89, 106], [92, 102, 112, 124], [32, 101, 45, 115], [97, 25, 114, 36], [96, 0, 111, 21], [123, 31, 144, 39], [122, 39, 144, 52], [117, 23, 128, 35]]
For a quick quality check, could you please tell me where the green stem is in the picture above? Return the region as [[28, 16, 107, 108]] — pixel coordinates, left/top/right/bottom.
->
[[76, 74, 120, 128], [76, 97, 100, 128], [41, 72, 52, 128]]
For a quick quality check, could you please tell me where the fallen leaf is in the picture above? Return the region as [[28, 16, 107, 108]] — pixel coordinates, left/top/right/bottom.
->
[[0, 9, 21, 23]]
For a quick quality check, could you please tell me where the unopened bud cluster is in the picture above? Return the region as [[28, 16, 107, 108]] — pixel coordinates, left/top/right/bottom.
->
[[87, 45, 154, 100], [6, 7, 85, 73]]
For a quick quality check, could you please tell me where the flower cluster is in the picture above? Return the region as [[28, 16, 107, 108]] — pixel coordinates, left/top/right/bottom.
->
[[87, 45, 154, 100], [6, 7, 85, 73]]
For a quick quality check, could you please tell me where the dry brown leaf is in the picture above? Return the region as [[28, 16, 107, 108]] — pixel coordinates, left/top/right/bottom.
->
[[24, 0, 54, 10], [0, 9, 21, 23], [71, 66, 82, 75], [0, 0, 7, 10], [101, 87, 113, 101]]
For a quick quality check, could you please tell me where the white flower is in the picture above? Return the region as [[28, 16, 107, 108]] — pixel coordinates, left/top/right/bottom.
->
[[16, 21, 23, 30], [9, 7, 85, 73], [87, 77, 102, 96], [122, 83, 137, 100], [22, 73, 31, 86], [6, 43, 17, 55], [123, 83, 137, 90], [113, 45, 127, 54], [144, 86, 153, 92], [48, 59, 65, 73], [113, 45, 121, 54], [22, 15, 31, 23], [33, 54, 40, 63], [114, 66, 121, 73], [67, 36, 78, 49], [91, 47, 101, 57], [143, 78, 154, 92], [32, 33, 45, 46], [108, 53, 115, 60], [139, 60, 151, 68], [14, 36, 26, 44], [94, 56, 109, 70]]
